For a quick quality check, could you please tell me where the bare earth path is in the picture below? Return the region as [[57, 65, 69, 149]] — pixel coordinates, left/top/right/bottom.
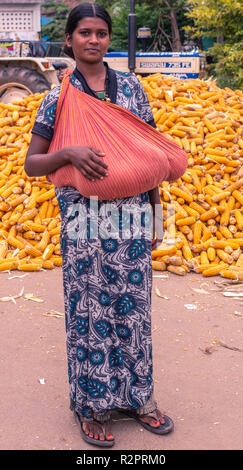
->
[[0, 268, 242, 451]]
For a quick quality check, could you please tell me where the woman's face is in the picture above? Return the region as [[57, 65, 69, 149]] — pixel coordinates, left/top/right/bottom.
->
[[66, 17, 110, 64]]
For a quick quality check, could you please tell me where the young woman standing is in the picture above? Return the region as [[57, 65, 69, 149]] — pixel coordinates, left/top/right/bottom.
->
[[25, 3, 179, 447]]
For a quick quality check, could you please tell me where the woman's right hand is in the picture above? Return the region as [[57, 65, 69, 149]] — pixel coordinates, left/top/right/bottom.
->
[[67, 146, 108, 181]]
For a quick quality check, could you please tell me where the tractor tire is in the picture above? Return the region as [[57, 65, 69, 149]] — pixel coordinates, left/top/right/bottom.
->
[[0, 66, 51, 103]]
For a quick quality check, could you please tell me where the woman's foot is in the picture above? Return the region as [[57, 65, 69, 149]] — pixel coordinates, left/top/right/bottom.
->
[[82, 420, 114, 443], [74, 411, 115, 447], [136, 408, 174, 434], [139, 408, 165, 428], [118, 408, 174, 435]]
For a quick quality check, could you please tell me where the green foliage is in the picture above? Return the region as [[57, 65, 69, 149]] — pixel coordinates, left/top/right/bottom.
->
[[185, 0, 243, 89], [108, 1, 160, 51], [40, 0, 193, 52], [41, 1, 71, 42], [209, 42, 243, 90], [185, 0, 242, 39], [102, 0, 192, 51]]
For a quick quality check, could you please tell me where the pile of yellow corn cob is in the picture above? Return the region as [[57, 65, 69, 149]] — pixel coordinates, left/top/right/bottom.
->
[[0, 74, 242, 278], [0, 91, 62, 271], [139, 73, 243, 280]]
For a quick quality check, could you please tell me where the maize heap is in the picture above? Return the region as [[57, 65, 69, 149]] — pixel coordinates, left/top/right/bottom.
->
[[0, 92, 61, 272], [138, 73, 243, 279], [0, 75, 242, 279]]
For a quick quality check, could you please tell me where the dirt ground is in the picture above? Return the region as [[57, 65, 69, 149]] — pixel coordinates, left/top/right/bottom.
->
[[0, 267, 242, 451]]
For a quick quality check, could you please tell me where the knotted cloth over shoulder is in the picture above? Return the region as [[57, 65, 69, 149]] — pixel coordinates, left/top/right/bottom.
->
[[47, 70, 187, 200]]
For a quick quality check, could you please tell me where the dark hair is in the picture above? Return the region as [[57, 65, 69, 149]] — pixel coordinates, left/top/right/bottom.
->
[[63, 2, 112, 59]]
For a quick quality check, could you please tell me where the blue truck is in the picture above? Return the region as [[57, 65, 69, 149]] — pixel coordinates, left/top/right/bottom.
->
[[104, 51, 205, 80]]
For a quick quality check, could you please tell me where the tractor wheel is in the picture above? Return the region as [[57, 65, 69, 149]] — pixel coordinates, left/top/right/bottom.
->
[[0, 66, 50, 103]]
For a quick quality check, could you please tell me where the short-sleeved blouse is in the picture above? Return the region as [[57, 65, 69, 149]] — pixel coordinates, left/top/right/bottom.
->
[[32, 62, 156, 142]]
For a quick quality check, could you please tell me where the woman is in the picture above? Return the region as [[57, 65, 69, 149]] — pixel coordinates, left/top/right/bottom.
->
[[25, 3, 177, 447]]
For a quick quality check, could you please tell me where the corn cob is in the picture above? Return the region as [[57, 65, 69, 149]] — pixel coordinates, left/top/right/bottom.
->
[[167, 265, 186, 275], [50, 256, 62, 266], [236, 253, 243, 267], [43, 243, 55, 260], [152, 260, 167, 271], [17, 263, 42, 271], [0, 259, 18, 270], [219, 269, 239, 280], [152, 244, 177, 259], [0, 240, 8, 259], [163, 255, 183, 266], [202, 263, 227, 276]]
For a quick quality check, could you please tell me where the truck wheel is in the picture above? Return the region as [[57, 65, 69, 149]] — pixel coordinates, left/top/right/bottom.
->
[[0, 66, 50, 103]]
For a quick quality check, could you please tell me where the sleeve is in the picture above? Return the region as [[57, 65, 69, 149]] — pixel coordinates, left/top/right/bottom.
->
[[133, 76, 157, 128], [31, 85, 61, 141]]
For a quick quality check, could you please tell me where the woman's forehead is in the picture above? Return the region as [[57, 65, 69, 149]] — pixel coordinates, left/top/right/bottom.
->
[[75, 17, 109, 30]]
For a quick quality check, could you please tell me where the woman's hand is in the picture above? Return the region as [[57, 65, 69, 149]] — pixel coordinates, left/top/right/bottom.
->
[[25, 137, 108, 179], [67, 146, 108, 181]]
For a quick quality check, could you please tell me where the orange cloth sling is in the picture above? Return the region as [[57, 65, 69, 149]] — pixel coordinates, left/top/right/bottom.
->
[[47, 71, 187, 199]]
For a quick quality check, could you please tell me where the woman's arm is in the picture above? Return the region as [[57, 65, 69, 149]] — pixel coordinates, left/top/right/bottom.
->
[[148, 186, 160, 216], [24, 134, 69, 177], [148, 186, 164, 247], [24, 134, 108, 179]]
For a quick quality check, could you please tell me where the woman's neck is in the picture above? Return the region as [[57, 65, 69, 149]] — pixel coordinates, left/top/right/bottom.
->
[[75, 60, 106, 86]]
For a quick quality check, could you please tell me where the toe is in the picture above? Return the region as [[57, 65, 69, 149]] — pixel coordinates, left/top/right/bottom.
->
[[82, 422, 90, 435], [89, 423, 95, 438], [82, 419, 114, 442], [140, 416, 160, 428], [93, 423, 107, 441], [148, 417, 160, 428], [156, 409, 165, 425]]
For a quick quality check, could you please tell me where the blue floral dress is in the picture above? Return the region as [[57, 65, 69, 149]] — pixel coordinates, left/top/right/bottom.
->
[[32, 65, 157, 422]]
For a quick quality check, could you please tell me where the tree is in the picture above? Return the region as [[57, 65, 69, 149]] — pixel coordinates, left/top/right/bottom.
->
[[107, 1, 160, 51], [41, 1, 71, 42], [156, 0, 183, 51], [184, 0, 243, 89], [99, 0, 192, 52]]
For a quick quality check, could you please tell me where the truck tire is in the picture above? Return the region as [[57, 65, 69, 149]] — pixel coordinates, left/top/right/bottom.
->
[[0, 66, 51, 103]]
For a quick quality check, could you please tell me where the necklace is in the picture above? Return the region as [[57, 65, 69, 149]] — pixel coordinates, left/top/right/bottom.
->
[[91, 89, 110, 102], [89, 71, 110, 101]]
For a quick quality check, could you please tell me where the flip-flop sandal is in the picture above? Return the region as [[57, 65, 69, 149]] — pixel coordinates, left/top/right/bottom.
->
[[74, 411, 115, 447], [119, 409, 174, 435]]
